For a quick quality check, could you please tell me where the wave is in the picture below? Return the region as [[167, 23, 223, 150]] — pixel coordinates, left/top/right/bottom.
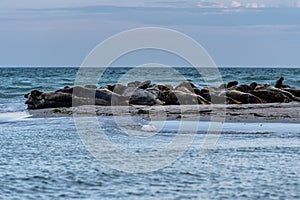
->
[[0, 92, 26, 99], [0, 111, 31, 122]]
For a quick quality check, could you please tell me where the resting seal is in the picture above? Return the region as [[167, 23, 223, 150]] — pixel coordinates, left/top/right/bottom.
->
[[227, 81, 239, 88], [226, 90, 263, 104], [275, 77, 290, 88]]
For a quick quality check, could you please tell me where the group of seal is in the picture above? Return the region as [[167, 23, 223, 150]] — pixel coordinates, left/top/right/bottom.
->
[[24, 77, 300, 109]]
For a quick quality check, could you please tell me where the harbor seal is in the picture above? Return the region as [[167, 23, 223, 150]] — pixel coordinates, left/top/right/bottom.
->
[[227, 81, 239, 88], [165, 90, 210, 105], [275, 77, 290, 88], [226, 90, 263, 104]]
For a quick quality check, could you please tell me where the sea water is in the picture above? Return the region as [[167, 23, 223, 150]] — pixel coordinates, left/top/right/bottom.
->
[[0, 67, 299, 199]]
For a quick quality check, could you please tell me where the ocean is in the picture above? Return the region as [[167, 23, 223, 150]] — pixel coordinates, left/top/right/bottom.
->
[[0, 67, 299, 199]]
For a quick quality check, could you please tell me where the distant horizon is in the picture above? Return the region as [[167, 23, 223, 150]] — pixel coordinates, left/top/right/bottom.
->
[[1, 65, 300, 68]]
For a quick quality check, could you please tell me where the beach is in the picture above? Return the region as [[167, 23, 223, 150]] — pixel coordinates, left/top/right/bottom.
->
[[27, 102, 300, 123]]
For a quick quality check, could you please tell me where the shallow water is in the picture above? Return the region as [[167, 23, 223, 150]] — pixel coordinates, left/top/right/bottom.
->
[[0, 116, 299, 199]]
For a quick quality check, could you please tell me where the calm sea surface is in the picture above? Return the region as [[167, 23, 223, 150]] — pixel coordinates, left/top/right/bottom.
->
[[0, 67, 299, 199]]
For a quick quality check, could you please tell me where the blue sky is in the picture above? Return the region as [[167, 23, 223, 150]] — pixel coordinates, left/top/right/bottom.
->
[[1, 0, 300, 66]]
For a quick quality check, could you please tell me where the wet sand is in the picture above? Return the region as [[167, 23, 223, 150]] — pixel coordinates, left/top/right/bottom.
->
[[27, 102, 300, 123]]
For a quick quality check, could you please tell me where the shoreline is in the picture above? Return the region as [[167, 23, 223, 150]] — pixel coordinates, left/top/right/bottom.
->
[[26, 102, 300, 124]]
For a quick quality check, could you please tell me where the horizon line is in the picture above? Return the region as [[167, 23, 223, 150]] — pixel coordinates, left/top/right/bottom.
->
[[0, 65, 300, 68]]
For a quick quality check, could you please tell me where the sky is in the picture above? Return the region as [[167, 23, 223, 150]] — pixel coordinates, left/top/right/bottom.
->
[[1, 0, 300, 67]]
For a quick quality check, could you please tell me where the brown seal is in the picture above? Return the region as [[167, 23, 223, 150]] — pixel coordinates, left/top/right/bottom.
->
[[275, 77, 290, 88]]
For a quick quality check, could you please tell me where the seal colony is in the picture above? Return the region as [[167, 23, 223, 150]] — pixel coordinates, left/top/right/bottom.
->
[[24, 77, 300, 110]]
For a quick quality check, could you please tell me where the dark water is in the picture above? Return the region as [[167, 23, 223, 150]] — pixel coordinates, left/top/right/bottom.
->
[[0, 67, 299, 199]]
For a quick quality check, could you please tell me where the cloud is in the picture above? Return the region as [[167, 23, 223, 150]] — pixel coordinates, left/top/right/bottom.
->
[[3, 0, 300, 11], [246, 3, 258, 8], [231, 1, 241, 8], [197, 1, 227, 8], [246, 3, 266, 8], [196, 1, 300, 9], [197, 0, 258, 9]]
